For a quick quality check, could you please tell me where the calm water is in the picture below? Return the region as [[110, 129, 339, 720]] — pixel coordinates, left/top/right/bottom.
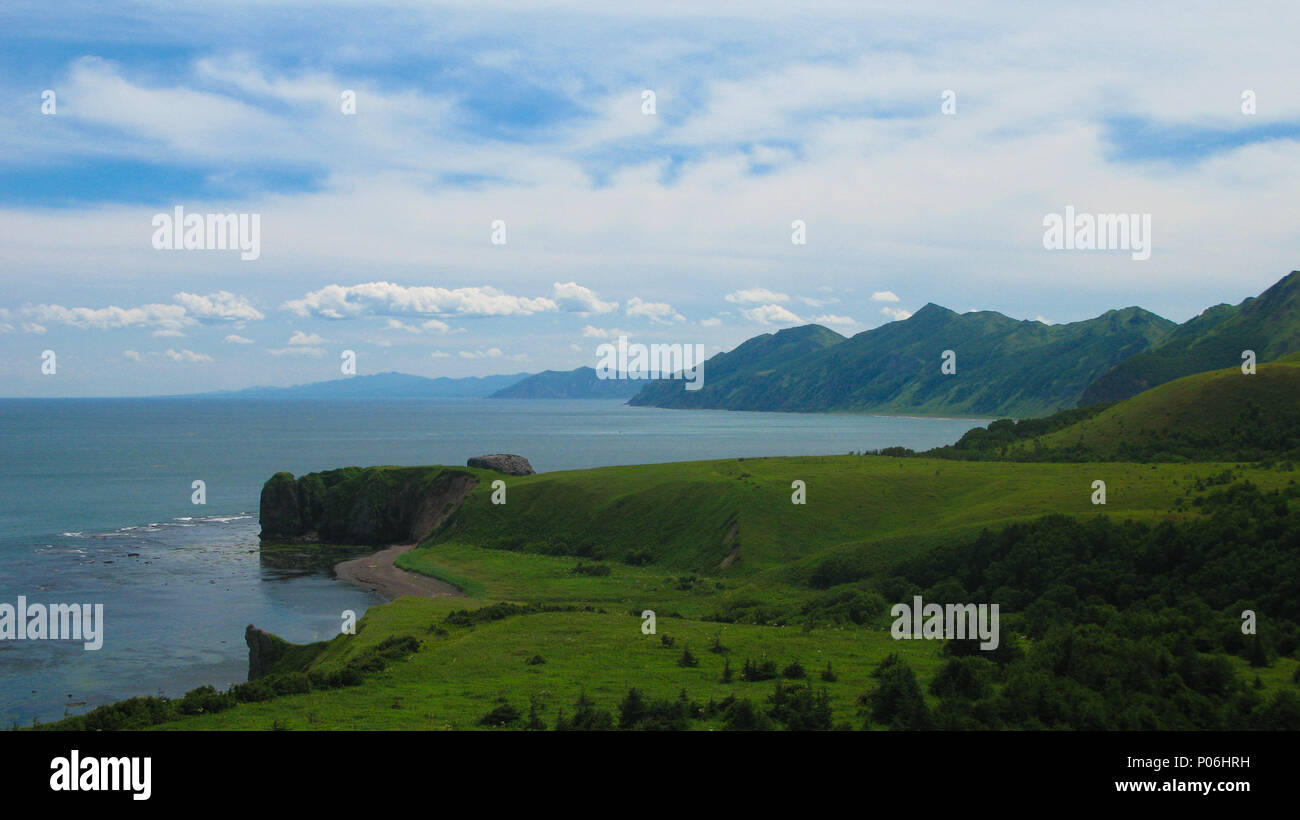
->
[[0, 398, 987, 725]]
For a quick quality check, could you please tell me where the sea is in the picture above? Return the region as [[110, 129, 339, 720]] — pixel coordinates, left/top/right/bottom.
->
[[0, 397, 987, 725]]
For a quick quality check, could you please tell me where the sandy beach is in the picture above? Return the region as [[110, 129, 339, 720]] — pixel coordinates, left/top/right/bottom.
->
[[334, 544, 464, 600]]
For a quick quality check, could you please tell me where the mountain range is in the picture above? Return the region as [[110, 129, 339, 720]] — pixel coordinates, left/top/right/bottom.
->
[[190, 371, 533, 399], [630, 270, 1300, 418], [489, 367, 642, 399]]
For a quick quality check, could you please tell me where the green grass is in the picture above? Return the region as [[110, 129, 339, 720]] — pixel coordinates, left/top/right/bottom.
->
[[1031, 361, 1300, 455], [54, 453, 1300, 731], [152, 598, 947, 730]]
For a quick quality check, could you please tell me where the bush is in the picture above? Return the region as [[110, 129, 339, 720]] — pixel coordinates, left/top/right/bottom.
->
[[741, 658, 778, 682], [479, 702, 521, 727], [178, 685, 235, 716]]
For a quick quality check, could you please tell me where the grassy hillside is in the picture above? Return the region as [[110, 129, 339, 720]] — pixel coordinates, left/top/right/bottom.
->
[[1031, 360, 1300, 459], [1081, 270, 1300, 405], [632, 304, 1173, 417], [39, 453, 1300, 731]]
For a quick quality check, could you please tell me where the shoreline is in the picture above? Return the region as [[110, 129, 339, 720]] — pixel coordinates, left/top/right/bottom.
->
[[334, 544, 464, 601]]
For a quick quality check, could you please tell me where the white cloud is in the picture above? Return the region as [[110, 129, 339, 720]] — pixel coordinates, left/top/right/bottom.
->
[[288, 330, 326, 345], [551, 282, 617, 314], [430, 350, 452, 358], [24, 303, 189, 331], [726, 289, 790, 304], [164, 348, 213, 363], [458, 348, 504, 359], [123, 350, 143, 361], [699, 317, 722, 327], [800, 296, 837, 307], [871, 291, 900, 303], [742, 304, 803, 325], [223, 334, 253, 344], [581, 325, 634, 338], [172, 291, 264, 323], [626, 297, 685, 324], [268, 346, 323, 357], [152, 329, 186, 338], [881, 306, 913, 321], [22, 323, 46, 334], [282, 282, 557, 319], [812, 314, 855, 326]]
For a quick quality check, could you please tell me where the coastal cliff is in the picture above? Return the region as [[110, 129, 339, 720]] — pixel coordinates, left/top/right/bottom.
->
[[259, 466, 477, 545]]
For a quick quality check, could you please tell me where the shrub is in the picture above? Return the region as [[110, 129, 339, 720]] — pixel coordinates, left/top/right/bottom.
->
[[479, 702, 521, 727]]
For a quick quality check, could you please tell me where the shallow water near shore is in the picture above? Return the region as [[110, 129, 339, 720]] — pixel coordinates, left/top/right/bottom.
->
[[0, 397, 988, 725]]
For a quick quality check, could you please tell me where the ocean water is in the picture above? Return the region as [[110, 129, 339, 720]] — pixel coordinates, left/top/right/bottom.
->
[[0, 397, 987, 725]]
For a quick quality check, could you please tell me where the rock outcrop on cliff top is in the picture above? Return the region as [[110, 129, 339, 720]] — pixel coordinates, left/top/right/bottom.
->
[[466, 454, 535, 475]]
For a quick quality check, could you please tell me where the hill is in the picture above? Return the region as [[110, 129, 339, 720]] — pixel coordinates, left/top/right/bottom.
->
[[489, 366, 643, 399], [628, 324, 846, 410], [1081, 270, 1300, 405], [919, 358, 1300, 462], [191, 370, 531, 399], [631, 306, 1173, 417]]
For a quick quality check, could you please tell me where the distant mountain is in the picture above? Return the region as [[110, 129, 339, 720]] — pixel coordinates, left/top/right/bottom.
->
[[630, 307, 1174, 417], [628, 324, 846, 409], [1080, 270, 1300, 405], [489, 366, 643, 399], [194, 371, 532, 399]]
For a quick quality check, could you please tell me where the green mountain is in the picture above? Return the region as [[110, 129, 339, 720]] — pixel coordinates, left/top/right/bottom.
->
[[489, 366, 643, 399], [630, 306, 1174, 417], [626, 324, 846, 410], [1080, 270, 1300, 405]]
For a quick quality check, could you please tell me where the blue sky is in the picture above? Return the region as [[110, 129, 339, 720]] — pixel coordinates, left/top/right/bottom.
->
[[2, 0, 1299, 396]]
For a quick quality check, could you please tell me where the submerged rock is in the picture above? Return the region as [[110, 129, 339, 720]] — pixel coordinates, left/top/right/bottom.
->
[[467, 454, 535, 475]]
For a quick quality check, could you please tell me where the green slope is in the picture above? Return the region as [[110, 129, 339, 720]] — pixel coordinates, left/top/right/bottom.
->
[[632, 305, 1173, 417], [1081, 270, 1300, 405], [1026, 359, 1300, 460]]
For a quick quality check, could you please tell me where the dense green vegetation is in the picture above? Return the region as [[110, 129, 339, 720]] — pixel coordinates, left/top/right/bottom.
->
[[1081, 270, 1300, 404], [630, 304, 1172, 416], [903, 360, 1300, 463]]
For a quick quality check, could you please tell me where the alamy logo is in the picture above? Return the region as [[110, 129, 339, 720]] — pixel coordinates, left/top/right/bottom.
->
[[50, 750, 151, 801], [0, 596, 103, 650], [151, 206, 261, 260], [891, 595, 999, 650], [1042, 205, 1151, 260], [595, 336, 705, 390]]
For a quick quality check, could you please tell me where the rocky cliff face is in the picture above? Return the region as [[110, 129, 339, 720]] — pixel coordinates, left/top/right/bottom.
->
[[466, 454, 535, 475], [259, 466, 477, 545], [245, 625, 287, 680]]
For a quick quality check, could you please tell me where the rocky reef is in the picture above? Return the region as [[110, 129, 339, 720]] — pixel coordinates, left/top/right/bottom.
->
[[466, 454, 535, 475], [258, 466, 477, 545]]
